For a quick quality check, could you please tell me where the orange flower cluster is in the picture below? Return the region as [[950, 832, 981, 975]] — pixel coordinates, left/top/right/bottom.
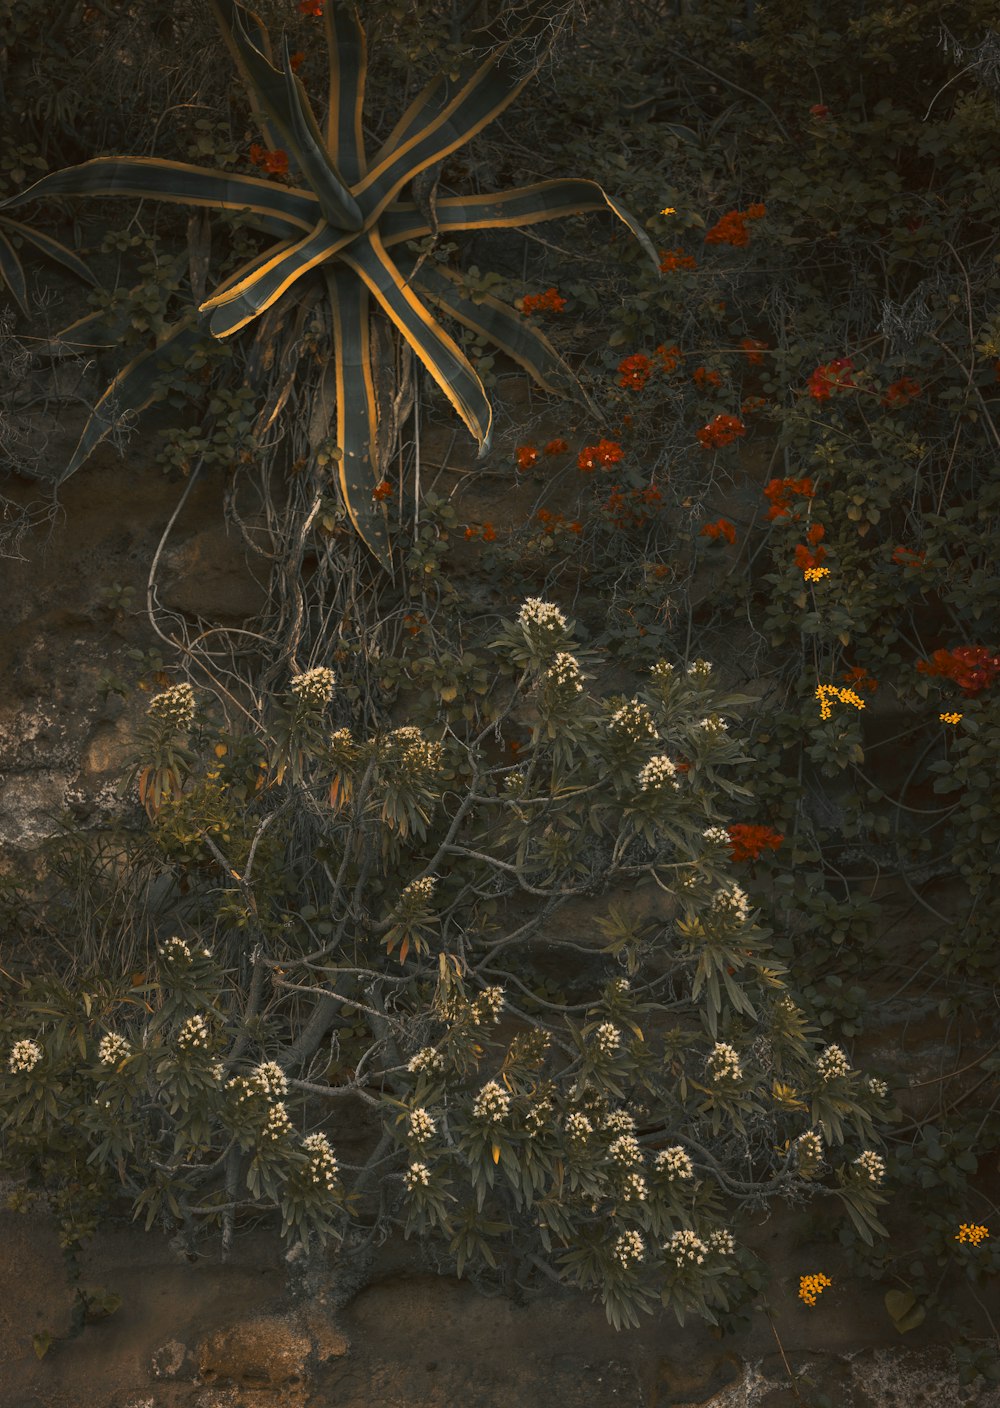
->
[[577, 438, 624, 472], [249, 144, 289, 176], [372, 478, 393, 501], [727, 823, 784, 862], [603, 483, 663, 530], [656, 343, 683, 373], [740, 337, 768, 364], [700, 518, 737, 544], [808, 357, 854, 400], [515, 444, 539, 471], [882, 376, 921, 406], [521, 287, 566, 315], [544, 438, 569, 455], [464, 522, 497, 542], [764, 477, 814, 520], [618, 353, 653, 390], [841, 665, 878, 694], [704, 204, 766, 248], [659, 247, 697, 272], [298, 0, 323, 15], [693, 366, 723, 388], [794, 542, 826, 571], [536, 508, 582, 535], [809, 104, 831, 120], [402, 611, 427, 637], [741, 396, 767, 415], [892, 545, 926, 567], [289, 50, 306, 72], [917, 646, 1000, 696], [696, 414, 745, 449]]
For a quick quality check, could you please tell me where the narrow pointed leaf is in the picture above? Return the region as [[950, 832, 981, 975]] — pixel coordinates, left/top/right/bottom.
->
[[340, 229, 492, 452], [325, 267, 390, 565], [323, 2, 367, 181], [0, 157, 320, 232], [205, 0, 283, 150], [279, 37, 364, 231], [0, 228, 29, 314], [0, 217, 98, 287], [203, 221, 350, 337]]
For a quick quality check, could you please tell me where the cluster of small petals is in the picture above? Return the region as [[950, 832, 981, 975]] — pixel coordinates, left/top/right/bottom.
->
[[866, 1076, 890, 1099], [955, 1223, 989, 1246], [618, 353, 653, 390], [711, 882, 751, 923], [892, 545, 926, 567], [687, 659, 713, 679], [298, 0, 324, 16], [667, 1229, 708, 1266], [408, 1107, 436, 1144], [650, 660, 675, 687], [251, 1060, 288, 1098], [475, 986, 505, 1024], [521, 287, 566, 315], [147, 683, 196, 729], [407, 1046, 445, 1075], [815, 684, 866, 720], [708, 1229, 736, 1256], [516, 444, 538, 471], [740, 337, 768, 364], [176, 1014, 211, 1051], [693, 366, 723, 388], [697, 414, 745, 449], [518, 598, 568, 633], [603, 1109, 636, 1135], [8, 1038, 42, 1074], [565, 1111, 594, 1141], [655, 1145, 694, 1180], [472, 1080, 510, 1124], [764, 476, 814, 520], [577, 438, 624, 473], [400, 876, 437, 906], [524, 1097, 553, 1135], [808, 357, 854, 400], [703, 825, 730, 846], [593, 1022, 622, 1057], [160, 936, 193, 965], [608, 1134, 643, 1166], [260, 1101, 295, 1142], [698, 714, 728, 734], [816, 1044, 851, 1081], [545, 652, 585, 694], [882, 376, 921, 406], [290, 666, 337, 705], [615, 1230, 645, 1266], [637, 755, 680, 793], [700, 518, 737, 544], [706, 1041, 742, 1082], [98, 1032, 130, 1065], [855, 1150, 886, 1184], [404, 1160, 431, 1190], [621, 1169, 649, 1202], [225, 1075, 257, 1105], [804, 567, 830, 582], [796, 1130, 824, 1164], [727, 823, 784, 862], [940, 711, 963, 725], [303, 1132, 339, 1188], [916, 646, 1000, 697], [799, 1272, 831, 1307], [393, 729, 444, 778], [610, 699, 658, 742], [249, 142, 290, 173], [659, 247, 697, 272]]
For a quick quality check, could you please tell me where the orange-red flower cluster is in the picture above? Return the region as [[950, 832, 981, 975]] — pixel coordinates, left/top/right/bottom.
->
[[809, 103, 831, 120], [764, 477, 814, 520], [536, 508, 582, 535], [618, 353, 653, 390], [696, 414, 745, 449], [464, 522, 497, 542], [892, 545, 926, 567], [515, 444, 539, 471], [916, 646, 1000, 696], [794, 543, 826, 571], [693, 366, 723, 388], [577, 438, 624, 472], [249, 144, 289, 175], [544, 438, 569, 456], [740, 337, 768, 365], [841, 665, 878, 694], [403, 611, 427, 637], [289, 50, 305, 72], [700, 518, 737, 544], [808, 357, 854, 400], [521, 287, 566, 315], [741, 396, 767, 415], [603, 484, 663, 530], [298, 0, 323, 15], [656, 343, 683, 373], [372, 478, 393, 501], [882, 376, 921, 406], [659, 247, 697, 272], [727, 824, 784, 862], [704, 204, 766, 248]]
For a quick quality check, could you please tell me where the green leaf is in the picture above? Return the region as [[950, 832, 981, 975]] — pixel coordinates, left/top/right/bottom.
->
[[322, 1, 368, 182], [884, 1290, 925, 1333]]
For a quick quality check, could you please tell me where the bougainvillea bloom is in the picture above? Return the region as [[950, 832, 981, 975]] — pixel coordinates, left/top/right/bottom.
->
[[740, 337, 768, 364], [372, 478, 393, 501], [806, 523, 825, 545], [882, 376, 921, 406], [745, 203, 766, 220], [515, 444, 538, 471], [764, 477, 814, 520], [808, 358, 854, 400], [298, 0, 324, 15], [655, 343, 683, 373], [543, 439, 568, 456], [696, 414, 745, 449], [618, 353, 653, 390], [916, 646, 1000, 696], [659, 247, 697, 272], [249, 145, 289, 176], [700, 518, 737, 544], [727, 824, 783, 862], [578, 438, 624, 471], [481, 522, 496, 542], [794, 543, 827, 571], [705, 211, 750, 247], [841, 665, 878, 694], [521, 287, 566, 315], [693, 366, 723, 388]]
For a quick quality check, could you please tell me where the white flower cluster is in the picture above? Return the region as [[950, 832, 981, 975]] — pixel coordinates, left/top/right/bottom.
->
[[816, 1044, 850, 1081], [686, 659, 713, 679], [608, 1134, 642, 1167], [329, 726, 355, 754], [593, 1022, 621, 1057], [404, 1160, 431, 1190], [702, 825, 730, 846], [504, 769, 526, 792], [795, 1130, 824, 1164], [159, 936, 192, 965], [711, 883, 750, 923], [855, 1150, 886, 1185], [565, 1111, 594, 1142], [408, 1107, 436, 1144], [260, 1102, 295, 1142], [609, 698, 658, 743], [472, 1080, 510, 1124], [707, 1228, 736, 1256], [614, 1230, 645, 1267], [613, 977, 631, 995], [303, 1132, 339, 1189], [621, 1170, 648, 1202], [603, 1109, 636, 1135], [475, 986, 505, 1025], [290, 665, 336, 706], [666, 1228, 708, 1266], [392, 727, 444, 778], [655, 1146, 694, 1180], [97, 1032, 129, 1066], [147, 682, 196, 729], [407, 1046, 445, 1075], [251, 1060, 288, 1098], [226, 1075, 257, 1105], [8, 1038, 42, 1074], [637, 754, 680, 793], [649, 660, 675, 685], [176, 1014, 211, 1051], [866, 1075, 889, 1099], [545, 651, 584, 694], [698, 714, 728, 734], [706, 1042, 742, 1083], [400, 876, 436, 906], [518, 598, 568, 634], [524, 1097, 553, 1136]]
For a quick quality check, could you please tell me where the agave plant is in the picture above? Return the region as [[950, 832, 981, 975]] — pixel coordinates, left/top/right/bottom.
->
[[0, 1, 657, 564], [0, 215, 97, 316]]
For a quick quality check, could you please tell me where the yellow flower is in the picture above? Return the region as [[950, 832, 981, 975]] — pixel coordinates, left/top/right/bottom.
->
[[955, 1223, 989, 1246], [816, 684, 866, 719], [939, 712, 963, 724], [798, 1272, 832, 1307], [804, 566, 830, 582], [659, 206, 677, 216]]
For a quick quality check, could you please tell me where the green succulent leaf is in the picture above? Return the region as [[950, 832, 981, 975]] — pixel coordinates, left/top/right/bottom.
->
[[322, 1, 368, 183]]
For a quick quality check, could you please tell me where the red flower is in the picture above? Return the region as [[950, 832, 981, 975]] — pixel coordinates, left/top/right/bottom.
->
[[543, 439, 568, 456], [693, 366, 723, 388], [579, 438, 624, 471], [740, 337, 768, 365], [741, 396, 766, 414], [618, 353, 653, 390], [882, 376, 921, 406], [892, 545, 926, 567], [705, 211, 749, 247], [658, 247, 697, 272], [298, 0, 324, 15], [745, 203, 767, 220], [655, 343, 683, 373], [249, 143, 265, 165], [289, 50, 306, 72], [764, 476, 814, 520], [727, 824, 784, 862], [809, 104, 830, 120], [481, 522, 496, 542], [916, 646, 1000, 697], [696, 414, 745, 449], [806, 522, 825, 545], [700, 518, 737, 544], [808, 357, 854, 400], [516, 444, 538, 471], [464, 525, 479, 540], [794, 543, 826, 570], [521, 287, 566, 315], [841, 665, 878, 694], [372, 478, 393, 501], [568, 521, 583, 534]]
